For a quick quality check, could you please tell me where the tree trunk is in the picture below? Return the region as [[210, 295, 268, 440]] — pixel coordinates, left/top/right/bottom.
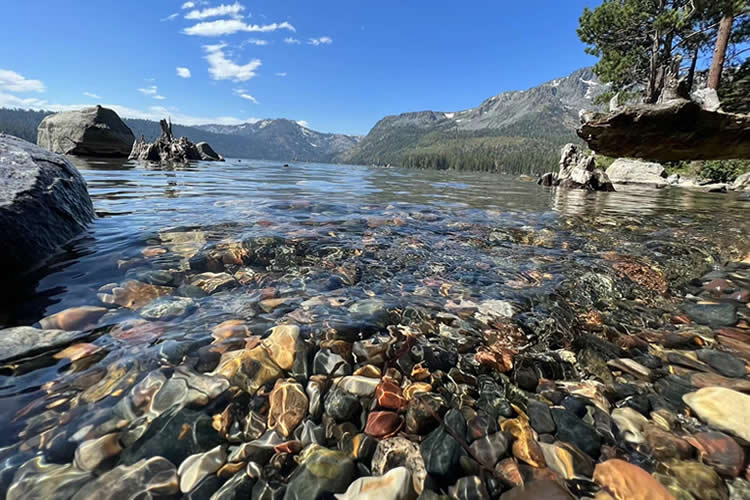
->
[[686, 46, 699, 91], [708, 13, 734, 89]]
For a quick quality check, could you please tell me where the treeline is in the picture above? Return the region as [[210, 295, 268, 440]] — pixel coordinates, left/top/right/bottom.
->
[[0, 108, 52, 143]]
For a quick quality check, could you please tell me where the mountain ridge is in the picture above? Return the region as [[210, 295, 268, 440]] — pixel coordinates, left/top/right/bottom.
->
[[339, 67, 606, 174]]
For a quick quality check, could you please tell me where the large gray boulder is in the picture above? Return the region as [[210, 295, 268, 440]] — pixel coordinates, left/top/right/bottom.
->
[[0, 134, 95, 277], [605, 158, 668, 186], [37, 106, 135, 157]]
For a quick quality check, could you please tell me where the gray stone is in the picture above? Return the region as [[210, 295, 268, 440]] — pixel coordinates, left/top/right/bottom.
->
[[0, 134, 94, 277], [605, 158, 667, 186], [37, 106, 134, 157], [732, 173, 750, 192], [0, 326, 86, 363], [578, 99, 750, 161], [139, 296, 197, 321], [72, 456, 179, 500], [196, 142, 223, 161], [681, 302, 737, 327], [283, 447, 354, 500]]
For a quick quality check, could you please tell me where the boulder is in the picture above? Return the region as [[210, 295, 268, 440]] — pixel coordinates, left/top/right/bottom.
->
[[578, 99, 750, 161], [605, 159, 667, 186], [0, 134, 94, 278], [537, 144, 614, 192], [37, 106, 135, 157], [732, 172, 750, 192], [195, 142, 223, 161]]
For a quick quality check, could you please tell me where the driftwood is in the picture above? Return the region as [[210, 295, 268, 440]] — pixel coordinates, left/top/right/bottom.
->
[[129, 118, 223, 162]]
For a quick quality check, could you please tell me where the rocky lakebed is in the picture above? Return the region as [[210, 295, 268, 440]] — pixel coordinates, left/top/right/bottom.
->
[[0, 156, 749, 500]]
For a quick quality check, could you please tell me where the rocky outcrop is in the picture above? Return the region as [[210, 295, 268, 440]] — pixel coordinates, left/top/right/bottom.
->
[[537, 144, 614, 191], [605, 159, 668, 186], [578, 99, 750, 161], [0, 134, 95, 277], [129, 119, 223, 163], [37, 106, 135, 157]]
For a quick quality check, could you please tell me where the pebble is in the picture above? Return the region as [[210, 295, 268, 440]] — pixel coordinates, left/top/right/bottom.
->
[[450, 475, 489, 500], [335, 466, 415, 500], [686, 432, 746, 478], [376, 379, 407, 409], [178, 445, 227, 493], [212, 346, 283, 395], [267, 378, 308, 437], [263, 325, 301, 370], [696, 349, 747, 378], [664, 460, 727, 500], [683, 387, 750, 442], [97, 280, 173, 309], [550, 407, 601, 459], [314, 349, 352, 376], [0, 326, 86, 363], [211, 469, 256, 500], [71, 456, 179, 500], [325, 388, 362, 422], [681, 302, 738, 327], [527, 399, 556, 434], [283, 447, 355, 500], [611, 407, 649, 444], [421, 409, 466, 478], [39, 306, 109, 331], [139, 296, 196, 320], [499, 479, 574, 500], [334, 376, 380, 396], [365, 411, 404, 438], [593, 459, 674, 500], [468, 432, 509, 469], [190, 272, 238, 294], [372, 437, 429, 494], [73, 433, 122, 471], [6, 457, 92, 500]]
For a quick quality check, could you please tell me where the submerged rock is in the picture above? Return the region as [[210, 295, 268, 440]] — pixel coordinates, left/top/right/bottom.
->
[[593, 459, 673, 500], [37, 106, 135, 157], [0, 134, 95, 278], [335, 466, 415, 500], [283, 447, 355, 500], [0, 326, 86, 363], [683, 388, 750, 442]]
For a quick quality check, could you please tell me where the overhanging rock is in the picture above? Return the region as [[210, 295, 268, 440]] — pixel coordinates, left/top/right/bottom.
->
[[578, 99, 750, 161]]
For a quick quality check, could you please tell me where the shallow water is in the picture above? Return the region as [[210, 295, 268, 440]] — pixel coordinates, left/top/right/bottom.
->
[[0, 158, 748, 496]]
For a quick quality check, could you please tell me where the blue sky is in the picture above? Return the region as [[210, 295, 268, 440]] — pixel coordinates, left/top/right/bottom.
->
[[0, 1, 602, 134]]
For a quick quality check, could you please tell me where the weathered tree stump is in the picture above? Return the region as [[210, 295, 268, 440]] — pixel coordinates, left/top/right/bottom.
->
[[129, 118, 223, 162]]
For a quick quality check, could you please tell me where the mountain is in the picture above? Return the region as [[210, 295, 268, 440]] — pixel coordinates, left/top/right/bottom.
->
[[340, 67, 606, 175], [0, 111, 360, 163], [194, 119, 361, 161]]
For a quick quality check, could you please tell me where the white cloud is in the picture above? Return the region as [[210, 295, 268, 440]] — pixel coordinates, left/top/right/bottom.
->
[[275, 72, 287, 77], [0, 94, 258, 127], [161, 13, 179, 22], [181, 1, 195, 9], [244, 38, 268, 46], [138, 85, 166, 100], [284, 37, 300, 45], [308, 36, 333, 46], [183, 19, 295, 36], [83, 92, 101, 99], [203, 43, 261, 81], [0, 69, 45, 93], [0, 92, 47, 108], [176, 67, 192, 78], [233, 88, 259, 103], [185, 2, 245, 20]]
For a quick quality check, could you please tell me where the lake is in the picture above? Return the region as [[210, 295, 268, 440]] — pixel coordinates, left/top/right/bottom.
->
[[1, 158, 749, 498]]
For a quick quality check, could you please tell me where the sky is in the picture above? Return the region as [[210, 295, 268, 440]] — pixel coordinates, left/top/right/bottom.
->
[[0, 1, 602, 135]]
